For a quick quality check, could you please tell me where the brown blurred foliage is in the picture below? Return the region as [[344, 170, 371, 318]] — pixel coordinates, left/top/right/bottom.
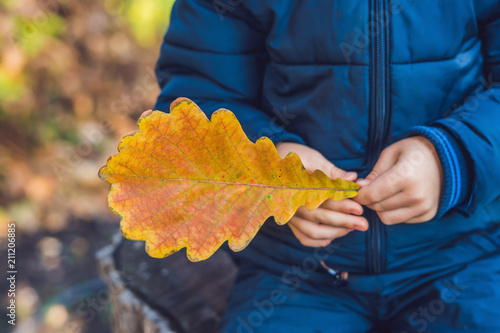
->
[[0, 0, 175, 331], [0, 0, 175, 235]]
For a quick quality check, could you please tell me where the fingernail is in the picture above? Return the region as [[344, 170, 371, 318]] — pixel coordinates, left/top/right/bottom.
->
[[353, 224, 367, 232], [122, 130, 137, 137], [140, 110, 153, 119], [350, 208, 362, 215], [342, 172, 357, 179], [356, 179, 371, 186]]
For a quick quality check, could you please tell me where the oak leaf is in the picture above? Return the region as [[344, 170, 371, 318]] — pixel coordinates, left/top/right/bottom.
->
[[99, 98, 358, 261]]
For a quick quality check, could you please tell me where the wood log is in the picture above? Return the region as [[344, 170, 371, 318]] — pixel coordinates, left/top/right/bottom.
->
[[96, 234, 237, 333]]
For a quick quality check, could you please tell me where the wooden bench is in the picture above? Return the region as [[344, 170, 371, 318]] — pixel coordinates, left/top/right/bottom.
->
[[96, 234, 237, 333]]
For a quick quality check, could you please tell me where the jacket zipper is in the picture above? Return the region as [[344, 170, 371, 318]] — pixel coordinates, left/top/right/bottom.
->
[[367, 0, 390, 275]]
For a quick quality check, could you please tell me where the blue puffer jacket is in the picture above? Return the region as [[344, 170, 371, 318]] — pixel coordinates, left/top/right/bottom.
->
[[155, 0, 500, 277]]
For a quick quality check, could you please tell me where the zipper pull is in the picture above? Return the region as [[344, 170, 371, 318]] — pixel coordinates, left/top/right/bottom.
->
[[320, 260, 349, 287]]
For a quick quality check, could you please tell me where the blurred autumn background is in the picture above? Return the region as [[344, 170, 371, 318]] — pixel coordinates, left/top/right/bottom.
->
[[0, 0, 175, 331]]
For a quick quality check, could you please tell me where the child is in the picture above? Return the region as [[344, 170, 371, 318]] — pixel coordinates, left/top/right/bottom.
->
[[154, 0, 500, 331]]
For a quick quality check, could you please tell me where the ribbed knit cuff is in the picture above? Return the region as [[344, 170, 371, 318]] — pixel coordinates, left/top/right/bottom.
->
[[403, 126, 471, 218]]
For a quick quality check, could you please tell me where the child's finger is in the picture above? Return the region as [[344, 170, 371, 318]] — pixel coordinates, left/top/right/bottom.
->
[[316, 158, 356, 181], [364, 146, 399, 181], [139, 109, 153, 119], [288, 223, 334, 247], [405, 209, 436, 224], [367, 191, 412, 212], [342, 171, 358, 181], [377, 207, 420, 225], [356, 178, 371, 187], [296, 206, 368, 231], [321, 198, 364, 216], [355, 167, 405, 206], [289, 216, 354, 240], [121, 130, 138, 138]]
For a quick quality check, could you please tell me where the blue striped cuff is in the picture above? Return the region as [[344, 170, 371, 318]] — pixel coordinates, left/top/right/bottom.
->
[[403, 126, 471, 219]]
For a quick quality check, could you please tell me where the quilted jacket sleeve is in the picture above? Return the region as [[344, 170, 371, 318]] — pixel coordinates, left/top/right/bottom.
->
[[407, 4, 500, 217], [154, 0, 305, 145]]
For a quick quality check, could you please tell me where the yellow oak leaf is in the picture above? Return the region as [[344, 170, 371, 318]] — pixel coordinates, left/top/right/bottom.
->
[[99, 98, 358, 261]]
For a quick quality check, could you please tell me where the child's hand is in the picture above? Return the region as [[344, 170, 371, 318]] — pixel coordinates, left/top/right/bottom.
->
[[276, 142, 369, 247], [354, 137, 443, 225]]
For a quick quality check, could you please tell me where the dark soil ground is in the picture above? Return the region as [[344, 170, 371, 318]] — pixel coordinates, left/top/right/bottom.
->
[[1, 218, 120, 333]]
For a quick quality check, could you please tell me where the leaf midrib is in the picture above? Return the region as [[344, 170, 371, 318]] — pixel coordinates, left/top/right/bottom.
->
[[104, 173, 358, 192]]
